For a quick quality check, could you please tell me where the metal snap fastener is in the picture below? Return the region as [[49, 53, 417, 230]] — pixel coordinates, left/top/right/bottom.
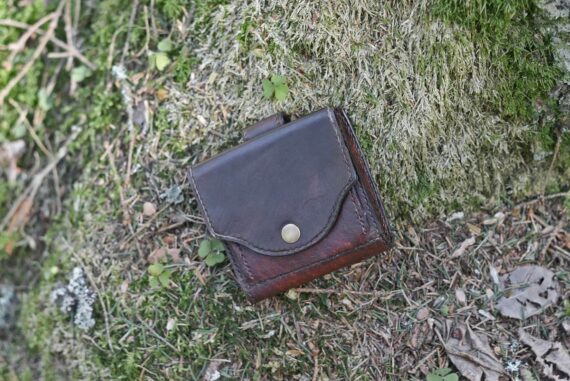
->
[[281, 223, 300, 244]]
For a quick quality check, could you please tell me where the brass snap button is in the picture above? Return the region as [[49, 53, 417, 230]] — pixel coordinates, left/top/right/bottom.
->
[[281, 223, 300, 244]]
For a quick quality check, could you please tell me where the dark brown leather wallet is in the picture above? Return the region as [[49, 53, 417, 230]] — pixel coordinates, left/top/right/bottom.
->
[[189, 107, 393, 302]]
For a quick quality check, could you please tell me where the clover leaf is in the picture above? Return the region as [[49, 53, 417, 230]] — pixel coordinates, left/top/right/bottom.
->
[[262, 74, 289, 102], [198, 239, 226, 267]]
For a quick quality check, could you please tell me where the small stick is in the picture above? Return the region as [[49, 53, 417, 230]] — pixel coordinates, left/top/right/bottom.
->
[[295, 287, 400, 299], [3, 13, 54, 70], [64, 0, 74, 70], [549, 130, 562, 173], [0, 2, 64, 106], [121, 0, 139, 64], [0, 126, 81, 231], [0, 19, 96, 70], [540, 220, 565, 260], [515, 192, 570, 209]]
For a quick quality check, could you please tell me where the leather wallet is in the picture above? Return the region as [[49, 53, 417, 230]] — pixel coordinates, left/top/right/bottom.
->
[[189, 107, 393, 302]]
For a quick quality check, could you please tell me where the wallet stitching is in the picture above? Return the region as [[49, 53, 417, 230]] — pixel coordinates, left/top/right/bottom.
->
[[190, 108, 357, 255], [242, 237, 385, 290], [350, 189, 367, 236], [340, 110, 391, 242], [357, 182, 381, 239], [234, 244, 254, 281]]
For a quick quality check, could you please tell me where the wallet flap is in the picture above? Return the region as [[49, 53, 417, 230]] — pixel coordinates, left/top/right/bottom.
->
[[189, 108, 357, 256]]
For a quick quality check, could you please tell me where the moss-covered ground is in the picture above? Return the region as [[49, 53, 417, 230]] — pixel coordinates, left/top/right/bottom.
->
[[0, 0, 569, 379]]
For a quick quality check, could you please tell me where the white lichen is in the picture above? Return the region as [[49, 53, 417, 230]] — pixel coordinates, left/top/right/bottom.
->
[[50, 267, 96, 331], [506, 359, 522, 373], [0, 284, 16, 329]]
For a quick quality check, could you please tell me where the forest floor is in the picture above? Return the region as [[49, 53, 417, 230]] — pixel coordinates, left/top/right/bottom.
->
[[0, 0, 569, 380]]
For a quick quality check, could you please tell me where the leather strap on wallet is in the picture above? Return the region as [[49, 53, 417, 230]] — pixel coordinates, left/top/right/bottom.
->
[[189, 107, 393, 302]]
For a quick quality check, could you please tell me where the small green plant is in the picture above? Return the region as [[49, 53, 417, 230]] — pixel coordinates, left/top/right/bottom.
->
[[148, 263, 173, 288], [198, 238, 226, 267], [427, 368, 458, 381], [563, 300, 570, 318], [149, 38, 174, 72], [262, 75, 289, 101]]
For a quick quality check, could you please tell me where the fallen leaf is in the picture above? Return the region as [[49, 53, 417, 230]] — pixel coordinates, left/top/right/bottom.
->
[[451, 236, 476, 258], [166, 317, 176, 332], [455, 288, 467, 305], [7, 196, 33, 233], [143, 201, 156, 216], [496, 265, 559, 320], [156, 88, 169, 101], [285, 289, 298, 300], [445, 322, 505, 381], [417, 307, 430, 321], [489, 266, 500, 286], [467, 223, 481, 236], [520, 368, 538, 381], [478, 309, 495, 321], [120, 280, 129, 293], [483, 212, 506, 225], [148, 248, 166, 264], [409, 321, 433, 349], [446, 211, 464, 222], [0, 140, 25, 182], [166, 247, 181, 262], [519, 329, 570, 380], [202, 359, 222, 381]]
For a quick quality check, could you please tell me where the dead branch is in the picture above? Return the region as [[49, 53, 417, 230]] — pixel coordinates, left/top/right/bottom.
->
[[0, 2, 64, 106], [0, 19, 96, 70]]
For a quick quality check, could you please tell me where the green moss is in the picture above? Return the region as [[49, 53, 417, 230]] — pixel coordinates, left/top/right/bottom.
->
[[432, 0, 561, 122]]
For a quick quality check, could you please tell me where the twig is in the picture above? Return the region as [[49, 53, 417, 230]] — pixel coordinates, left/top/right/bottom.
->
[[0, 126, 81, 231], [549, 129, 562, 173], [295, 287, 400, 299], [0, 19, 96, 70], [8, 100, 50, 156], [121, 0, 139, 64], [135, 314, 180, 353], [119, 204, 170, 249], [540, 220, 565, 260], [0, 2, 64, 106], [64, 0, 74, 70], [3, 13, 54, 70], [312, 355, 319, 381], [515, 192, 570, 209], [409, 348, 438, 373]]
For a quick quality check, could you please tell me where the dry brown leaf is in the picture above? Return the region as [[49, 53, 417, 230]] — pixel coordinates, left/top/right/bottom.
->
[[445, 322, 505, 381], [147, 248, 166, 264], [455, 288, 467, 305], [519, 329, 570, 380], [0, 140, 25, 182], [166, 247, 181, 262], [8, 197, 33, 233], [142, 201, 156, 216], [416, 307, 430, 321], [451, 236, 476, 258], [409, 321, 433, 349], [496, 265, 559, 320]]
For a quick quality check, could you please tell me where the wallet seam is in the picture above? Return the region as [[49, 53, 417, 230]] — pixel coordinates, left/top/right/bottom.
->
[[190, 108, 357, 255], [356, 182, 381, 238], [349, 188, 367, 236], [234, 244, 254, 281], [242, 236, 385, 291], [338, 109, 391, 242]]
